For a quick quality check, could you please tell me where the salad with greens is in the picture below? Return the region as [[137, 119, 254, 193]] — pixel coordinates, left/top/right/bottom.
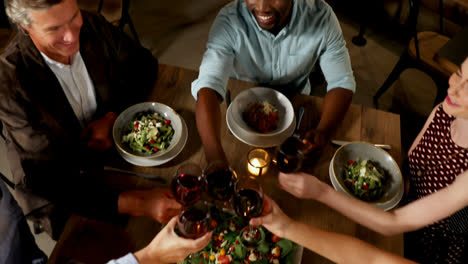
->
[[122, 111, 174, 154], [178, 208, 298, 264], [343, 159, 387, 201]]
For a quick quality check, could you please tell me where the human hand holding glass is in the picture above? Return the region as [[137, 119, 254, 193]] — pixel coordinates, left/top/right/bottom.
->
[[134, 216, 212, 264], [233, 176, 264, 247], [278, 171, 326, 200], [249, 195, 293, 239], [176, 201, 212, 240], [274, 136, 306, 173]]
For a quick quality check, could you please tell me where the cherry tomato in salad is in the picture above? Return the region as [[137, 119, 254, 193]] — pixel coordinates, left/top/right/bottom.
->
[[362, 183, 370, 190], [271, 234, 281, 243], [348, 160, 355, 166], [164, 119, 171, 125], [210, 219, 218, 229], [218, 255, 230, 264]]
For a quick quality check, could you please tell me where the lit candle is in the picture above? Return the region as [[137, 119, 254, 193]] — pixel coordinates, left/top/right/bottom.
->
[[248, 157, 268, 176]]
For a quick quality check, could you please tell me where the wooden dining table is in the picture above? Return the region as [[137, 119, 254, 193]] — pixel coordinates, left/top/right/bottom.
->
[[49, 64, 403, 264]]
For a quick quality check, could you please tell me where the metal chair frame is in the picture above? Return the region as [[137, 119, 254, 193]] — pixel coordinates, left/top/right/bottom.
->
[[373, 0, 449, 107], [97, 0, 140, 45]]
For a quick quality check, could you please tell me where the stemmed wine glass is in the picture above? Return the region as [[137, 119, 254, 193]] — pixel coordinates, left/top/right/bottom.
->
[[205, 161, 238, 208], [233, 176, 264, 247], [177, 200, 212, 239], [274, 136, 306, 173], [171, 163, 205, 206]]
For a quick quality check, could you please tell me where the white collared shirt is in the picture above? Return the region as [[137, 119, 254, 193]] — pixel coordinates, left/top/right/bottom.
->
[[40, 51, 97, 128]]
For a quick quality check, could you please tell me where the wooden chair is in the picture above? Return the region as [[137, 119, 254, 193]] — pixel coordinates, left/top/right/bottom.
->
[[373, 0, 452, 107]]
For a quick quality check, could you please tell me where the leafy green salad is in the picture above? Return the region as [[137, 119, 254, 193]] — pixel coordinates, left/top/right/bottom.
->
[[122, 112, 174, 154], [343, 159, 387, 201], [179, 209, 298, 264]]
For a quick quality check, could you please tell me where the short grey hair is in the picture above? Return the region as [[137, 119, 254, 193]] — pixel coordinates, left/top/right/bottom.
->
[[5, 0, 63, 27]]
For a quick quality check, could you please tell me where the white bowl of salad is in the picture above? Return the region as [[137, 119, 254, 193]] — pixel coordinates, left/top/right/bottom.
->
[[228, 87, 294, 137], [330, 142, 404, 211], [113, 102, 184, 166]]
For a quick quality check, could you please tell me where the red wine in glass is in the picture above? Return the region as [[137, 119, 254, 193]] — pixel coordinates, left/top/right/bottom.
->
[[206, 168, 237, 201], [276, 137, 305, 173], [171, 173, 202, 206], [234, 189, 264, 219], [177, 202, 211, 239]]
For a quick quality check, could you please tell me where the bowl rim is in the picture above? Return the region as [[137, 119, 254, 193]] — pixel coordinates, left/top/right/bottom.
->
[[331, 141, 404, 205], [229, 87, 294, 137], [226, 105, 296, 147], [113, 102, 183, 159]]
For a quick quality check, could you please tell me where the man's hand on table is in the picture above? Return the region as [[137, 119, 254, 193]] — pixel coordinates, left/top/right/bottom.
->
[[278, 172, 328, 200], [302, 129, 329, 154], [118, 188, 181, 224], [302, 87, 352, 153], [81, 112, 118, 151], [134, 216, 212, 264]]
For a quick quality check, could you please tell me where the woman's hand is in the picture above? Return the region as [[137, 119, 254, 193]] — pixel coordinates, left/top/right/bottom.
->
[[134, 216, 212, 264], [278, 172, 328, 200], [250, 195, 294, 238]]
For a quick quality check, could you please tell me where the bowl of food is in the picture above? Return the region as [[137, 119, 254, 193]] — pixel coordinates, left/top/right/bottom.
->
[[113, 102, 185, 167], [330, 142, 403, 211], [228, 87, 294, 138]]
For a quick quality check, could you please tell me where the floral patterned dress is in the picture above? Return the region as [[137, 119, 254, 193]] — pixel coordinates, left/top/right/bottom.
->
[[407, 105, 468, 263]]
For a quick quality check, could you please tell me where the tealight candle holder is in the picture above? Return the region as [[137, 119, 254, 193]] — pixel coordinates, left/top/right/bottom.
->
[[247, 148, 271, 177]]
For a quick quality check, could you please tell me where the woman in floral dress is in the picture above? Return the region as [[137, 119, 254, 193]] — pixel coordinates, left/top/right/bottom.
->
[[277, 56, 468, 263]]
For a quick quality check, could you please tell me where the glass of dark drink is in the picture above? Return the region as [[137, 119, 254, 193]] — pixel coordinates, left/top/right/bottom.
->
[[171, 163, 205, 206], [274, 136, 306, 173], [205, 161, 238, 207], [177, 201, 212, 239], [234, 176, 264, 247]]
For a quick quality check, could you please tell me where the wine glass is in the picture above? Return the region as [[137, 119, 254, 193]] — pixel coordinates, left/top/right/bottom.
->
[[274, 136, 306, 173], [177, 200, 212, 239], [233, 176, 264, 247], [171, 163, 205, 206], [205, 161, 238, 207]]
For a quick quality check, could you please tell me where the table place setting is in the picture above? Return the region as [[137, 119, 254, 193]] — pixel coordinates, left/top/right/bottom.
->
[[50, 65, 403, 264]]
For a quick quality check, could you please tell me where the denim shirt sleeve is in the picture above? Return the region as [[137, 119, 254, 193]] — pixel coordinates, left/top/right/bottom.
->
[[191, 8, 236, 101], [319, 10, 356, 93], [106, 253, 139, 264]]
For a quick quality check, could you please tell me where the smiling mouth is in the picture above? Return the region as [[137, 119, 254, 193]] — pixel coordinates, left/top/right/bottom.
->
[[255, 13, 275, 25], [446, 96, 460, 107]]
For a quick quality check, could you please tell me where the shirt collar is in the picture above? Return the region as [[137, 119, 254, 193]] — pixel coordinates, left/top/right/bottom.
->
[[40, 51, 80, 69]]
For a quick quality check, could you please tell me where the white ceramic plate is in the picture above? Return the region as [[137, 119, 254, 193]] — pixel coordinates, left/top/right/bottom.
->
[[328, 162, 403, 211], [228, 87, 295, 137], [226, 105, 296, 147], [119, 118, 188, 167]]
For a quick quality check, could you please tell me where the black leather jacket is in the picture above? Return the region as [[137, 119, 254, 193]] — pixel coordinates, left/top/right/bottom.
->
[[0, 11, 158, 224]]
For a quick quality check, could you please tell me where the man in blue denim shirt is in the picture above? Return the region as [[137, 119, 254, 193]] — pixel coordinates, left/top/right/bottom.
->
[[192, 0, 355, 163]]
